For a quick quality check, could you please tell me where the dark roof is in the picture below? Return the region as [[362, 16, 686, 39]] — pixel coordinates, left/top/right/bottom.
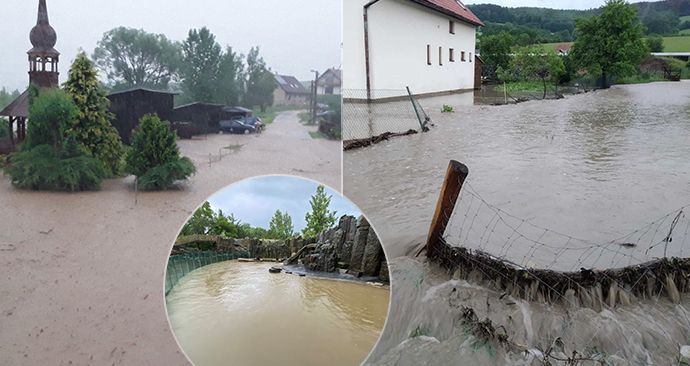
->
[[275, 75, 310, 95], [408, 0, 484, 27], [0, 90, 30, 118], [174, 102, 224, 110], [223, 106, 252, 113], [107, 87, 179, 97]]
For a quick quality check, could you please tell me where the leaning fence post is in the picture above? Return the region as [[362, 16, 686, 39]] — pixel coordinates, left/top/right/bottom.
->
[[418, 160, 469, 258]]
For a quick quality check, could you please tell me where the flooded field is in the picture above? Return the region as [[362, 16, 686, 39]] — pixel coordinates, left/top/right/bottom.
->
[[166, 261, 390, 366], [345, 82, 690, 261]]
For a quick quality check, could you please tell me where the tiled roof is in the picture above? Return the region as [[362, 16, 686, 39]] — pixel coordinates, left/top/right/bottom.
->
[[409, 0, 484, 26], [275, 75, 310, 95]]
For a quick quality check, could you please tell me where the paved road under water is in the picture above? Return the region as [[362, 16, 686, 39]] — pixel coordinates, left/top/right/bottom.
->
[[166, 261, 390, 366], [345, 81, 690, 267]]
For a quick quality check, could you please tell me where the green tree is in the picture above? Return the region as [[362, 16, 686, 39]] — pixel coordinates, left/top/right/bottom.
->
[[8, 90, 106, 191], [124, 114, 195, 190], [642, 11, 680, 35], [93, 27, 181, 90], [646, 36, 664, 53], [302, 185, 337, 238], [180, 27, 223, 104], [180, 201, 215, 236], [499, 46, 566, 99], [24, 89, 79, 150], [479, 32, 514, 72], [217, 46, 245, 106], [243, 47, 275, 112], [268, 210, 294, 240], [63, 52, 124, 176], [0, 88, 20, 110], [570, 0, 648, 88]]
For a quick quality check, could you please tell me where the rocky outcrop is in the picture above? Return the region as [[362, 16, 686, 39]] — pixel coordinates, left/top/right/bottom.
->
[[300, 215, 388, 282]]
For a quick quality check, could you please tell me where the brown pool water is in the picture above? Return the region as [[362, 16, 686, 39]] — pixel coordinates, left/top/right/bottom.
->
[[166, 261, 390, 366]]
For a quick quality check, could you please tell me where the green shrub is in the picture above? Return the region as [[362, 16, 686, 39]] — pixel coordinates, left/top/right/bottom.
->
[[0, 118, 8, 139], [441, 105, 454, 113], [125, 114, 195, 190], [6, 143, 106, 191], [137, 158, 195, 190], [24, 89, 79, 149]]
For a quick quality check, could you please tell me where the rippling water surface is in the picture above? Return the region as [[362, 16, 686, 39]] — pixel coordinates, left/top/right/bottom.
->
[[345, 82, 690, 262], [166, 261, 390, 366]]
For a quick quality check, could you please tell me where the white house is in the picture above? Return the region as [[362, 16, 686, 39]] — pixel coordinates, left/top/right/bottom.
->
[[343, 0, 483, 100], [316, 68, 342, 95]]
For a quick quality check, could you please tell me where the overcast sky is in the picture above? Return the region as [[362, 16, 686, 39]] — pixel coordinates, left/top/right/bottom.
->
[[464, 0, 644, 9], [0, 0, 340, 91], [206, 176, 361, 232]]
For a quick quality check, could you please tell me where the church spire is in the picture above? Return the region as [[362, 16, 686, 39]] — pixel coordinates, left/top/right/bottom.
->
[[28, 0, 60, 88]]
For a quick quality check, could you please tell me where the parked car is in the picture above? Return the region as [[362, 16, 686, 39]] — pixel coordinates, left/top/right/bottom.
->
[[219, 119, 256, 134], [239, 116, 265, 133]]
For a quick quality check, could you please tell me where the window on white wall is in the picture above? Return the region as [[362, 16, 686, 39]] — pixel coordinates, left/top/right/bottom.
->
[[461, 51, 466, 62], [439, 47, 442, 66], [427, 45, 431, 65], [469, 52, 473, 62], [449, 48, 455, 62], [449, 21, 455, 34]]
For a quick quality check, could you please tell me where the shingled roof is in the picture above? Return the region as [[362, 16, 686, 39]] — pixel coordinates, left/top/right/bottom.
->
[[275, 75, 310, 95], [409, 0, 484, 26], [0, 90, 30, 118]]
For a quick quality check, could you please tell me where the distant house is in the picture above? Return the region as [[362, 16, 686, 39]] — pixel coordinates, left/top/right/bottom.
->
[[316, 68, 342, 95], [274, 74, 310, 106], [553, 43, 573, 56], [343, 0, 484, 100], [107, 88, 177, 144]]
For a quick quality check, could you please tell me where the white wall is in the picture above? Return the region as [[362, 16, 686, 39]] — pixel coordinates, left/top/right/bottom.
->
[[343, 0, 477, 99]]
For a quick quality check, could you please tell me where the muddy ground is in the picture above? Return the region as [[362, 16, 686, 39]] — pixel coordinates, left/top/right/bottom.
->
[[0, 111, 340, 365]]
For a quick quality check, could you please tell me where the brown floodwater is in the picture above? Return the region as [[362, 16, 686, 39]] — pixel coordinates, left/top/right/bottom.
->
[[345, 82, 690, 265], [166, 261, 390, 366]]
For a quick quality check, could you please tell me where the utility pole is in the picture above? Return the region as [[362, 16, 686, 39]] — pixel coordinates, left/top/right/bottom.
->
[[310, 69, 319, 125]]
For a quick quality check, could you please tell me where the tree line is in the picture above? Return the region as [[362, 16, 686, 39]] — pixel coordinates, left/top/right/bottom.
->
[[180, 185, 339, 241], [92, 26, 275, 111], [482, 0, 684, 97], [471, 0, 690, 45]]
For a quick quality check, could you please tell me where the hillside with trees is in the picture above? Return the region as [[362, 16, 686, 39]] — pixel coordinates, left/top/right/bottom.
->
[[470, 0, 690, 45]]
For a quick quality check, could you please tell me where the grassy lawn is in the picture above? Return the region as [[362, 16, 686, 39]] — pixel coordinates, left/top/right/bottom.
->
[[662, 36, 690, 52], [495, 80, 545, 93], [538, 36, 690, 52], [680, 29, 690, 35]]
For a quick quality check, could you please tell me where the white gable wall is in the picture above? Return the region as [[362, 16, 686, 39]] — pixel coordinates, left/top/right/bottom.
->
[[343, 0, 477, 99]]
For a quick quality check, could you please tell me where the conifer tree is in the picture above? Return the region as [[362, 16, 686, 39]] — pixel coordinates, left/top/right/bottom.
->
[[63, 51, 124, 176]]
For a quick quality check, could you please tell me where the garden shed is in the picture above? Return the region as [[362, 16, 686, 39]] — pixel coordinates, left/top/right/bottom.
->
[[107, 88, 177, 144]]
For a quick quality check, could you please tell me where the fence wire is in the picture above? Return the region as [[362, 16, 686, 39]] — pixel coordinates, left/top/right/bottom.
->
[[427, 172, 690, 311], [342, 89, 430, 143], [165, 250, 250, 294]]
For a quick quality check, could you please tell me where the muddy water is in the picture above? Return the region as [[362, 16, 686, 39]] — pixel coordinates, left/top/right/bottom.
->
[[166, 261, 390, 366], [344, 82, 690, 263]]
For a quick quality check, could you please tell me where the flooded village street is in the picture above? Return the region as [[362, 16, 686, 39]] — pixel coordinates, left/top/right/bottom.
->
[[344, 81, 690, 364], [0, 110, 340, 365]]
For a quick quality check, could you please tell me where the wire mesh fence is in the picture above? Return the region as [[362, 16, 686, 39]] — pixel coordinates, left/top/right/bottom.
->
[[425, 161, 690, 311], [342, 89, 430, 145], [165, 250, 250, 294]]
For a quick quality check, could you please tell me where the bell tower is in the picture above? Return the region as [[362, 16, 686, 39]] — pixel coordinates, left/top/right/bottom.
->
[[27, 0, 59, 88]]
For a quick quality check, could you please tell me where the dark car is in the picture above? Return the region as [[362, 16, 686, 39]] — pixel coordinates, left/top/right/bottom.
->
[[219, 120, 256, 134], [240, 116, 265, 133]]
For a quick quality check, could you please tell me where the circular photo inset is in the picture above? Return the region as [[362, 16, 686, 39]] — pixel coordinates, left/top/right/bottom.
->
[[164, 175, 390, 366]]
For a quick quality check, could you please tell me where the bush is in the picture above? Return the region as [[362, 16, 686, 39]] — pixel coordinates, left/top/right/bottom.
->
[[125, 114, 195, 190], [441, 105, 454, 113], [0, 118, 8, 139], [24, 89, 79, 149], [6, 143, 106, 191]]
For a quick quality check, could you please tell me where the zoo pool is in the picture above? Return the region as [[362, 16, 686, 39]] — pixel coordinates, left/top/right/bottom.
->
[[165, 261, 390, 366]]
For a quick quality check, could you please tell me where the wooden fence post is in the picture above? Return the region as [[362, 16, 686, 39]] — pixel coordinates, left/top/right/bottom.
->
[[418, 160, 469, 258]]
